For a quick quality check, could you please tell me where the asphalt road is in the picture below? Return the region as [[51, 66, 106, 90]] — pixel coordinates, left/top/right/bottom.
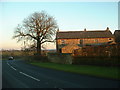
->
[[2, 60, 120, 88]]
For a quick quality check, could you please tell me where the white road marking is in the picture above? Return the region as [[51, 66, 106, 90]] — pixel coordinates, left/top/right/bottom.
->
[[7, 62, 17, 71], [7, 62, 40, 82], [10, 66, 17, 71], [19, 72, 40, 82], [7, 62, 10, 66]]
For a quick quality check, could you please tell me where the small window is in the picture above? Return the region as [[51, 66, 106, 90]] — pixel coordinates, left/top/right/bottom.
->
[[80, 40, 83, 44], [109, 38, 112, 40], [61, 40, 65, 44]]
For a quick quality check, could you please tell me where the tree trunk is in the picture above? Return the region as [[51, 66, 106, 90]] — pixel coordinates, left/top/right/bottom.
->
[[37, 39, 41, 55]]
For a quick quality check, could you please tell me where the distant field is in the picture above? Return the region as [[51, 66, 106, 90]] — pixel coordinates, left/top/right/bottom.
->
[[1, 50, 35, 60], [31, 62, 120, 80]]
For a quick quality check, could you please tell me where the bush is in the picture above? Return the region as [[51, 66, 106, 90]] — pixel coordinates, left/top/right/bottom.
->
[[24, 55, 48, 62], [72, 56, 120, 67]]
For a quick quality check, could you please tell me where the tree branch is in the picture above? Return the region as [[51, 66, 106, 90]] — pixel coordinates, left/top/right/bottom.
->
[[41, 40, 54, 44]]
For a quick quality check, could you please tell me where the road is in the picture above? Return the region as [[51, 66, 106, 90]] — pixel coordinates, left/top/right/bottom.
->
[[2, 60, 120, 88]]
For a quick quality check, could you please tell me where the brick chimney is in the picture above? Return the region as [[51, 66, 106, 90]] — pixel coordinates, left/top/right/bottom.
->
[[84, 28, 87, 31], [106, 27, 110, 31]]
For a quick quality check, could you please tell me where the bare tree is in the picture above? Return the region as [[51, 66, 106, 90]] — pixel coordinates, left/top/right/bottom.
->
[[13, 11, 58, 55]]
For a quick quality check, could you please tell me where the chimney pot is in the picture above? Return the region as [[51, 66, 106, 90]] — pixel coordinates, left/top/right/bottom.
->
[[84, 28, 86, 31], [106, 27, 109, 31]]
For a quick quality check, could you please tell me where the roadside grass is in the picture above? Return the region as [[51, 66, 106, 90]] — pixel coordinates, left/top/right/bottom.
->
[[30, 62, 120, 80]]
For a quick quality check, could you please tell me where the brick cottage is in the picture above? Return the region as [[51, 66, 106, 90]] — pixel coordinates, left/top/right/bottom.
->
[[56, 27, 115, 53]]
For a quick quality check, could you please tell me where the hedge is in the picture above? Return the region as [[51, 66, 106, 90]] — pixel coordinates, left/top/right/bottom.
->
[[72, 56, 120, 67]]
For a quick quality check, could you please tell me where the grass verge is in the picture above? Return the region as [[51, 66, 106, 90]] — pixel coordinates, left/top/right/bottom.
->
[[30, 62, 120, 80]]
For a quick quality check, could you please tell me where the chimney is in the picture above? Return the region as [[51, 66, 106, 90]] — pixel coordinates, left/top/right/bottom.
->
[[57, 28, 59, 32], [84, 28, 87, 31], [106, 27, 110, 31]]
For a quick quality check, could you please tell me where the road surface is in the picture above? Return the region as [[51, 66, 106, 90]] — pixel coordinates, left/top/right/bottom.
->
[[2, 60, 120, 88]]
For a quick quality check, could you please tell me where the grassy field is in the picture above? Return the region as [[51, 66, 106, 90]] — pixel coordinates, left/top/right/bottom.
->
[[30, 62, 120, 80]]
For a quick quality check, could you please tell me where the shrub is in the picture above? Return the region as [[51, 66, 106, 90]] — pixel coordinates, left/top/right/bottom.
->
[[24, 55, 48, 62], [72, 56, 120, 67]]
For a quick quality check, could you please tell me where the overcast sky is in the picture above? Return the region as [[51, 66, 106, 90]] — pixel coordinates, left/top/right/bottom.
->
[[0, 1, 118, 50]]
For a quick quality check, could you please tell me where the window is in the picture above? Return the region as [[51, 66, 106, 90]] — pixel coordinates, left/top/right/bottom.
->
[[61, 40, 65, 44], [80, 40, 83, 44], [109, 38, 112, 40]]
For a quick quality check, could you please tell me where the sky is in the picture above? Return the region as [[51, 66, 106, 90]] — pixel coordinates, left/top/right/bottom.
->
[[0, 1, 118, 50]]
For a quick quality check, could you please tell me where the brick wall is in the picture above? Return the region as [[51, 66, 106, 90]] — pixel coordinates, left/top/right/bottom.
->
[[57, 38, 114, 44], [56, 37, 115, 53], [62, 44, 80, 53], [47, 53, 72, 64]]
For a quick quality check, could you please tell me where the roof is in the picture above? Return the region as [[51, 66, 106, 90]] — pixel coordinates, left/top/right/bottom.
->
[[114, 30, 120, 43], [114, 30, 120, 35], [56, 30, 114, 39]]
